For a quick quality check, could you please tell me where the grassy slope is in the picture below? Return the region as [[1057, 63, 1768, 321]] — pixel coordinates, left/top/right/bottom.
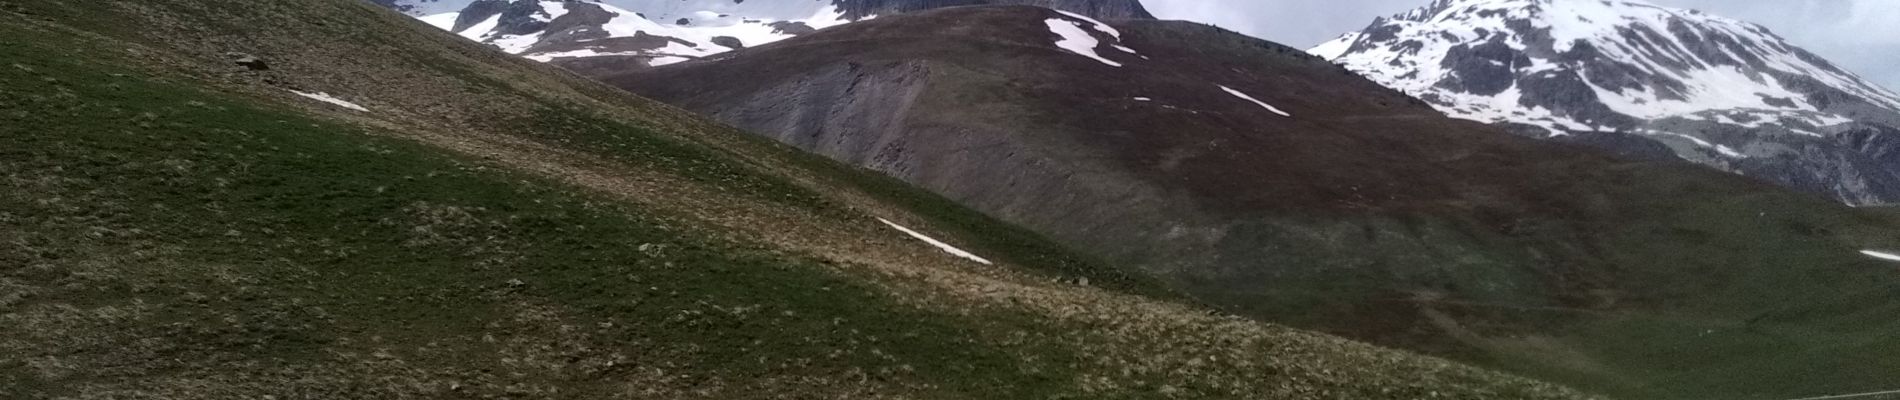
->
[[0, 0, 1590, 399]]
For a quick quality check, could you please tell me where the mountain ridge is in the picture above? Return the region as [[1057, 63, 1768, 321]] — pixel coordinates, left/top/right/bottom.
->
[[372, 0, 1152, 67], [1312, 0, 1900, 205], [591, 5, 1900, 399]]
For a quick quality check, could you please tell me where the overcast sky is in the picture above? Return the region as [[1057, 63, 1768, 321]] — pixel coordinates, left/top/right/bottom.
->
[[1139, 0, 1900, 91]]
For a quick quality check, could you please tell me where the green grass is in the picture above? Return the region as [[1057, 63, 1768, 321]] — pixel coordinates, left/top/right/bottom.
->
[[779, 151, 1181, 299], [0, 32, 1091, 397], [1178, 167, 1900, 400], [504, 102, 839, 211]]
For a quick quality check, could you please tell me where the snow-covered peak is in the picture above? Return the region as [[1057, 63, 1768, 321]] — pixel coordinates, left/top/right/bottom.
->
[[1313, 0, 1900, 205], [381, 0, 1156, 67], [1315, 0, 1900, 134], [396, 0, 854, 67]]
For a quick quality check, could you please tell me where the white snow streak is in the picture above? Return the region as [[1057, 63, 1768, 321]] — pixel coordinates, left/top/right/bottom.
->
[[1218, 85, 1291, 117], [876, 218, 993, 265], [1862, 250, 1900, 262], [289, 90, 369, 112], [1111, 44, 1146, 58]]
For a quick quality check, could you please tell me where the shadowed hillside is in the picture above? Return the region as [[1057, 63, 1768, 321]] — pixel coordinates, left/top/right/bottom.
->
[[594, 6, 1900, 399]]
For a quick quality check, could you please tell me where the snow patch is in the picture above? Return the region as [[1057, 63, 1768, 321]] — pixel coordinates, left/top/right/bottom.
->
[[648, 56, 691, 66], [538, 1, 569, 21], [1045, 18, 1120, 67], [1862, 250, 1900, 262], [1218, 85, 1291, 117], [460, 14, 500, 39], [1308, 31, 1361, 60], [1054, 10, 1120, 40], [1637, 130, 1748, 158], [525, 49, 653, 62], [289, 90, 368, 112], [416, 12, 461, 30], [876, 218, 993, 265]]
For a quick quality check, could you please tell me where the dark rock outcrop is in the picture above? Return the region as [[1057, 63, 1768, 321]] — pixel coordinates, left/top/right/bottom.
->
[[710, 36, 744, 49], [767, 21, 817, 35], [225, 52, 269, 71], [492, 0, 551, 36], [534, 1, 617, 46]]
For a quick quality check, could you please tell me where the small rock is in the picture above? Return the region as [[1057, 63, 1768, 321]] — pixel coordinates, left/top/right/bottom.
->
[[710, 36, 744, 49], [225, 52, 269, 71], [766, 21, 815, 35], [506, 278, 525, 287]]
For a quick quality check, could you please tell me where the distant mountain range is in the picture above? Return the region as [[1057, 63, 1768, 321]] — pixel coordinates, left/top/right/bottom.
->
[[1312, 0, 1900, 205], [371, 0, 1151, 68]]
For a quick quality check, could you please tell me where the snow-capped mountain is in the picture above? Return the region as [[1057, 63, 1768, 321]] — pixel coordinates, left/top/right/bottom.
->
[[378, 0, 857, 67], [1313, 0, 1900, 204], [376, 0, 1151, 67]]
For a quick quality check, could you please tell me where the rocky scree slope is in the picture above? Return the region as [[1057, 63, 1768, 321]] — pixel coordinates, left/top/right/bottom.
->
[[0, 0, 1594, 399], [596, 5, 1900, 399], [1312, 0, 1900, 205], [370, 0, 1151, 70]]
